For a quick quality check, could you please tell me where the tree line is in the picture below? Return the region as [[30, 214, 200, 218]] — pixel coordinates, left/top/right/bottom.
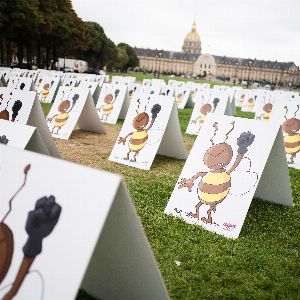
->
[[0, 0, 139, 71]]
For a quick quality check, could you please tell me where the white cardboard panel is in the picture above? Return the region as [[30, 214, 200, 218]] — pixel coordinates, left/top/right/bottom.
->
[[165, 115, 293, 239], [0, 146, 168, 300], [37, 76, 61, 103], [46, 87, 105, 140], [0, 120, 50, 156], [109, 95, 186, 170], [96, 83, 129, 124], [269, 98, 300, 169]]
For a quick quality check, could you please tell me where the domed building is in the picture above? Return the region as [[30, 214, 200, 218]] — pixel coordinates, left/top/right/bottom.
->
[[135, 22, 300, 85], [182, 22, 201, 54], [136, 22, 200, 75]]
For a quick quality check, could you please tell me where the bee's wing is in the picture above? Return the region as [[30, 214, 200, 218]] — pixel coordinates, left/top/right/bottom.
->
[[229, 157, 259, 196], [147, 128, 164, 146]]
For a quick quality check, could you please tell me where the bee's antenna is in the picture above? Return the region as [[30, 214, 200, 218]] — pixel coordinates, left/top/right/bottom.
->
[[144, 97, 151, 111], [1, 164, 31, 223], [67, 89, 73, 100], [5, 92, 13, 109], [136, 99, 141, 114], [210, 122, 218, 145], [284, 106, 288, 120], [224, 121, 235, 142], [293, 105, 299, 118]]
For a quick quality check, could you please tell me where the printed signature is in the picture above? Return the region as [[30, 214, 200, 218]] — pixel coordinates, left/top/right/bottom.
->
[[223, 222, 236, 231]]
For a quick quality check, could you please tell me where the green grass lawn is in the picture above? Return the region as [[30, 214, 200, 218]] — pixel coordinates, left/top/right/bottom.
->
[[107, 71, 239, 87], [41, 103, 300, 300]]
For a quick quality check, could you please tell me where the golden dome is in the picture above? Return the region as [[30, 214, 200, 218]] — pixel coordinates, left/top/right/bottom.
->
[[184, 22, 200, 42]]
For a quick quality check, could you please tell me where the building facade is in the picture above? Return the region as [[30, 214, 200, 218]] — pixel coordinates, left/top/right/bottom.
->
[[135, 23, 300, 86]]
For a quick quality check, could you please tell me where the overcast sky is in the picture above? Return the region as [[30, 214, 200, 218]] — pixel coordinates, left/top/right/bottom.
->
[[72, 0, 300, 65]]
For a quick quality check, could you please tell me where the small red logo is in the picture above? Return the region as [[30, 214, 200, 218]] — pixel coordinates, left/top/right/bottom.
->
[[223, 222, 236, 231]]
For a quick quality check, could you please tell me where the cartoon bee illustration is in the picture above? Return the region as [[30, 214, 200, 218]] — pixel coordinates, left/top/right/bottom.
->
[[281, 105, 300, 165], [256, 97, 273, 121], [34, 78, 42, 90], [118, 99, 161, 162], [0, 93, 23, 122], [191, 98, 220, 127], [238, 94, 245, 107], [40, 81, 54, 102], [175, 91, 186, 106], [247, 97, 255, 112], [178, 121, 255, 224], [47, 91, 79, 135], [191, 88, 198, 100], [0, 164, 61, 300], [128, 87, 137, 100], [97, 89, 120, 121]]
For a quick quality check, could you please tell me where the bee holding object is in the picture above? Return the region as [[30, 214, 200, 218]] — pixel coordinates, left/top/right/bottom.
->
[[0, 164, 62, 300], [239, 94, 245, 107], [247, 97, 255, 112], [0, 93, 23, 122], [191, 98, 220, 127], [118, 99, 161, 162], [282, 105, 300, 164], [47, 91, 79, 135], [175, 91, 186, 105], [256, 100, 273, 121], [178, 121, 255, 224], [97, 89, 120, 121], [40, 81, 54, 102]]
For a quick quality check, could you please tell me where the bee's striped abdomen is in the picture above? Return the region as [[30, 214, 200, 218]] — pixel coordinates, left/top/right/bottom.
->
[[263, 112, 271, 121], [284, 134, 300, 154], [129, 131, 148, 152], [198, 172, 231, 204], [55, 112, 69, 128], [102, 103, 113, 116]]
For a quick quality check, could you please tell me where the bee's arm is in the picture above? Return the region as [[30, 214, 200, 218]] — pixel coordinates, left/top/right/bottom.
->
[[145, 118, 156, 131], [118, 132, 134, 144], [228, 131, 255, 174], [68, 103, 77, 113], [96, 105, 104, 112], [192, 171, 207, 180], [256, 113, 263, 120], [191, 116, 201, 124], [227, 153, 243, 174], [47, 113, 58, 122], [2, 257, 35, 300], [178, 172, 207, 192]]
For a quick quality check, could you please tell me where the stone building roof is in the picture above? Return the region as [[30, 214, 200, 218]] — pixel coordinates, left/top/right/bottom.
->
[[135, 47, 199, 62], [135, 47, 298, 71], [212, 55, 298, 70]]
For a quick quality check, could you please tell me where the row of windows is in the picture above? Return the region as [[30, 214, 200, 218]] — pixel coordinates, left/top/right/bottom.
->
[[184, 42, 200, 47], [199, 64, 211, 69]]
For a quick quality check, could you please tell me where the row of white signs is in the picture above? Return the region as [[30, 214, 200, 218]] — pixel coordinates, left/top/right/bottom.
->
[[0, 83, 299, 299], [0, 85, 299, 171]]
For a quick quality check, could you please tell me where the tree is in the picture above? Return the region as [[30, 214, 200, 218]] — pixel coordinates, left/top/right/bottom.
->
[[117, 43, 139, 71], [77, 21, 117, 69], [113, 47, 129, 70]]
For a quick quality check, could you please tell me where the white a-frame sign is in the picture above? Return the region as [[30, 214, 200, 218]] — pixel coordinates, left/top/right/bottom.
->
[[0, 120, 52, 156], [6, 77, 34, 91], [165, 115, 293, 239], [0, 88, 60, 157], [46, 87, 106, 140], [109, 95, 187, 170], [186, 90, 232, 135], [95, 83, 129, 124], [0, 146, 169, 300]]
